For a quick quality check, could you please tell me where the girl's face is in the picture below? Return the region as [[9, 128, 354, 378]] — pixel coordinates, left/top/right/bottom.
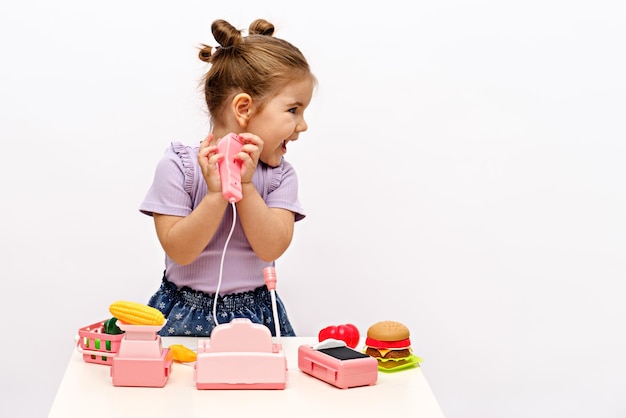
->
[[247, 76, 314, 167]]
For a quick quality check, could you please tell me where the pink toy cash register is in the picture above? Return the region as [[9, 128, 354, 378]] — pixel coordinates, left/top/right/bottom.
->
[[194, 318, 287, 389]]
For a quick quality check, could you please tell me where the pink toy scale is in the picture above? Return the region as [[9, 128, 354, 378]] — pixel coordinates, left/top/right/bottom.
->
[[298, 339, 378, 389], [194, 318, 287, 389], [110, 323, 173, 387], [217, 133, 244, 203]]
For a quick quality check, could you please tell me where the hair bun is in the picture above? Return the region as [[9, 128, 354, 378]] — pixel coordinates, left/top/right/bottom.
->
[[198, 44, 212, 62], [211, 19, 243, 50], [248, 19, 275, 36]]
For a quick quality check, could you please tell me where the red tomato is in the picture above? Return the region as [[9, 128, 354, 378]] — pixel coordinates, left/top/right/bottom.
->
[[318, 324, 360, 348]]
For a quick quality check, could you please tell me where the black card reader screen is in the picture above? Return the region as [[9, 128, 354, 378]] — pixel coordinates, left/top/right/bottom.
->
[[318, 347, 370, 361]]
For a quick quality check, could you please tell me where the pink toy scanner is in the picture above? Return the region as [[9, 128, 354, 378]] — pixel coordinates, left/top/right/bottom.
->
[[110, 323, 173, 387], [298, 339, 378, 389], [217, 132, 244, 203], [195, 318, 287, 389]]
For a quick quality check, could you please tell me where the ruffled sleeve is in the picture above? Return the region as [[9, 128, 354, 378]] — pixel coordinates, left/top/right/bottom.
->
[[268, 161, 282, 193], [263, 160, 306, 222], [171, 142, 195, 195], [138, 142, 197, 217]]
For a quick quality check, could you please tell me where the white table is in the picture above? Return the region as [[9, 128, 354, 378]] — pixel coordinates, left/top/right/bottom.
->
[[49, 336, 445, 418]]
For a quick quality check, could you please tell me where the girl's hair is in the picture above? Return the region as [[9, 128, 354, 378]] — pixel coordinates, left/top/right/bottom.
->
[[198, 19, 313, 126]]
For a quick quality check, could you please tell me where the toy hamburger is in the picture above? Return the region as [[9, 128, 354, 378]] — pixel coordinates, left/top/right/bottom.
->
[[364, 320, 421, 372]]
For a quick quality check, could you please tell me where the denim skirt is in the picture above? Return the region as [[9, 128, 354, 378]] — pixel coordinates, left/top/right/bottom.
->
[[147, 276, 296, 337]]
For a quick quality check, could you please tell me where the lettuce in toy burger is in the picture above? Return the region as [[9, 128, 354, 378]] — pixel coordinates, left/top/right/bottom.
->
[[364, 320, 420, 371]]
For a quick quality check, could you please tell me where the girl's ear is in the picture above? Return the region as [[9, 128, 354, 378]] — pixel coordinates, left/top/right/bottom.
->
[[232, 93, 254, 129]]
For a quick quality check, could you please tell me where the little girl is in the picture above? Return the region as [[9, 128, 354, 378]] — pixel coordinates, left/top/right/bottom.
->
[[139, 18, 315, 337]]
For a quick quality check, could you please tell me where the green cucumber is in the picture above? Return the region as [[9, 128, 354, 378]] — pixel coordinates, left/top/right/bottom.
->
[[103, 317, 124, 335]]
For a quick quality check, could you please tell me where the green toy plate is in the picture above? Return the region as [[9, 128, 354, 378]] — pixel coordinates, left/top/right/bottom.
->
[[377, 354, 423, 373]]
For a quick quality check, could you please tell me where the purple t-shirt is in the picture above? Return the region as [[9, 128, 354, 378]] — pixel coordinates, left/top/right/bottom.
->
[[140, 142, 305, 294]]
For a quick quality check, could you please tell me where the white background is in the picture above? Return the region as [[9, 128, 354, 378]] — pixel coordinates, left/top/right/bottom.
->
[[1, 1, 625, 417]]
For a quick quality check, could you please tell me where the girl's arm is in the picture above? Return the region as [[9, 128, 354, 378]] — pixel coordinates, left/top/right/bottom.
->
[[153, 190, 229, 266], [236, 182, 295, 262], [152, 132, 230, 266]]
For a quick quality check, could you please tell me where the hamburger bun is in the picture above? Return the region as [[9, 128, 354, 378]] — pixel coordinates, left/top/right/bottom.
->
[[367, 320, 410, 341]]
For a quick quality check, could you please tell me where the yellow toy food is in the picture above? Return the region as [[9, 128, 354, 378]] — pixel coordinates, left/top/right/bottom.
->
[[109, 300, 165, 326], [168, 344, 197, 363]]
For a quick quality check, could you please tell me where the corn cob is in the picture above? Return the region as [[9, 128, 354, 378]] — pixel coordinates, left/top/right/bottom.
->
[[109, 300, 165, 326]]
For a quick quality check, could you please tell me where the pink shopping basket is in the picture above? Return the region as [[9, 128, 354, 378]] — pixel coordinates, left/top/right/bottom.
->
[[77, 320, 124, 365]]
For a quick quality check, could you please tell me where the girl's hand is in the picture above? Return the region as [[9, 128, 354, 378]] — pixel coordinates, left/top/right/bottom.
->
[[197, 133, 223, 194], [236, 133, 264, 184]]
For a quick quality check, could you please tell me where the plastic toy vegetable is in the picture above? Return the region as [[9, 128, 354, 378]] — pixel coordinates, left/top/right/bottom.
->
[[318, 323, 360, 348], [103, 317, 124, 335], [109, 300, 165, 326], [168, 344, 197, 363]]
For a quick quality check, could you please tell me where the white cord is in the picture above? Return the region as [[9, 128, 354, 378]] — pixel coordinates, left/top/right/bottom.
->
[[212, 201, 237, 326], [270, 289, 281, 340]]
